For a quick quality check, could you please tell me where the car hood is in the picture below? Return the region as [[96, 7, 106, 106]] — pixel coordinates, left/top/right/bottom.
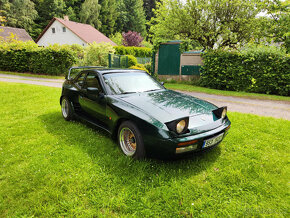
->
[[116, 89, 217, 123]]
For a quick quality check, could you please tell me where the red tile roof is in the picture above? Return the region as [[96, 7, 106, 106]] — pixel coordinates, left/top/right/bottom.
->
[[36, 17, 116, 46], [0, 26, 33, 42]]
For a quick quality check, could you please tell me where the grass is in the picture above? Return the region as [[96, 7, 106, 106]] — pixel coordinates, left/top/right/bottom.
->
[[165, 83, 290, 102], [0, 71, 64, 79], [0, 82, 289, 217]]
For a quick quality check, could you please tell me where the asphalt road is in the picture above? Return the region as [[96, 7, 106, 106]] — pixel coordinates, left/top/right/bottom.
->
[[1, 73, 289, 120]]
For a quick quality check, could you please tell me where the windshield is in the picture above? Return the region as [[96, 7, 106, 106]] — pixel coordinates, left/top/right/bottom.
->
[[103, 72, 164, 95]]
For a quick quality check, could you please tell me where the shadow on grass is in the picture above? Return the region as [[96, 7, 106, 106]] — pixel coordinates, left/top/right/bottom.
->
[[39, 112, 221, 181]]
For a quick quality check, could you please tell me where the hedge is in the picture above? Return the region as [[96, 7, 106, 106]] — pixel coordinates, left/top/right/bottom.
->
[[114, 46, 152, 57], [200, 48, 290, 96], [0, 42, 77, 75]]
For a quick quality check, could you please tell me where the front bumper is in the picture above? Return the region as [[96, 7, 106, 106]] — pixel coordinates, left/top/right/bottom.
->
[[145, 120, 231, 158]]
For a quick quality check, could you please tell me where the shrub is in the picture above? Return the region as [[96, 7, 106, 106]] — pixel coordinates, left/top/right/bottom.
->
[[114, 45, 152, 57], [141, 40, 153, 49], [0, 41, 38, 72], [122, 31, 143, 47], [200, 46, 290, 96], [0, 41, 77, 75], [30, 44, 77, 75], [110, 32, 123, 46], [127, 55, 137, 67], [129, 64, 149, 73], [82, 42, 115, 67], [144, 62, 152, 74]]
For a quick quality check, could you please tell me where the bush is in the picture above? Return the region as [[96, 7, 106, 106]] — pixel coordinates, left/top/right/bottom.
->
[[127, 55, 137, 67], [144, 62, 152, 74], [200, 46, 290, 96], [30, 44, 77, 75], [129, 64, 149, 73], [114, 45, 152, 57], [110, 32, 123, 46], [82, 42, 115, 67], [0, 41, 77, 75], [122, 31, 143, 47], [141, 40, 153, 49]]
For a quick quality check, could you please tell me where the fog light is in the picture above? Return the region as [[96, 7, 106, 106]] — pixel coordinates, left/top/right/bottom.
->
[[176, 144, 198, 154]]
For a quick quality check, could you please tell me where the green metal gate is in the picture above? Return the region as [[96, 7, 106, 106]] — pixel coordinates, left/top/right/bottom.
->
[[108, 54, 128, 68], [181, 65, 202, 75], [157, 43, 181, 75]]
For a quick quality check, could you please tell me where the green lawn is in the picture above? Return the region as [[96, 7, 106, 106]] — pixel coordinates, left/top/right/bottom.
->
[[165, 83, 290, 102], [0, 82, 289, 217], [0, 71, 64, 79]]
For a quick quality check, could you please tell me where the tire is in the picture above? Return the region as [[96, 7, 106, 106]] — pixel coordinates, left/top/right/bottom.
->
[[118, 121, 145, 159], [61, 97, 74, 121]]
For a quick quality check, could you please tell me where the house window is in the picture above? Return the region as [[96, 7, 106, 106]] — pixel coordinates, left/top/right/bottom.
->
[[63, 27, 66, 32], [52, 28, 56, 33]]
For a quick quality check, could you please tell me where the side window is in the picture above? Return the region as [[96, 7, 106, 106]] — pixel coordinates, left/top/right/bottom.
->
[[52, 27, 56, 33], [75, 72, 86, 87], [85, 72, 102, 91]]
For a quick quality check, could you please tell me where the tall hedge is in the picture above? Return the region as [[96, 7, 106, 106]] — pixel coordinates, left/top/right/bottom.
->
[[114, 46, 152, 57], [0, 42, 77, 75], [200, 48, 290, 96]]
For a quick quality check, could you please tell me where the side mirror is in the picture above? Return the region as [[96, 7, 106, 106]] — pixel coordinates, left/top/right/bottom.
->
[[87, 87, 99, 95]]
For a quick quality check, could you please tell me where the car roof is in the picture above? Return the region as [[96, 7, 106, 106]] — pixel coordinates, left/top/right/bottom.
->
[[89, 68, 146, 75]]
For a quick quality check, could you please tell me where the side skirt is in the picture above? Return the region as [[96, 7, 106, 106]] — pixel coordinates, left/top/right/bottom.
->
[[74, 112, 112, 135]]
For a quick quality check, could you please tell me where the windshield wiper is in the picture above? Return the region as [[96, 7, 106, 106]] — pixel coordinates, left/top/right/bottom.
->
[[121, 91, 136, 94], [144, 89, 162, 92]]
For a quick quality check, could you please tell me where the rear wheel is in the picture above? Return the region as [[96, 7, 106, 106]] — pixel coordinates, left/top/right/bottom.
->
[[61, 97, 74, 121], [118, 121, 145, 159]]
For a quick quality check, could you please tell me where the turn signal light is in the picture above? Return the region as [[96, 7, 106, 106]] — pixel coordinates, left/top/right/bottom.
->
[[225, 125, 231, 131], [178, 139, 198, 147]]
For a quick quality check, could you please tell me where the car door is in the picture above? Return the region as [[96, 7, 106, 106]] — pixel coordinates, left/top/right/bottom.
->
[[78, 71, 107, 126]]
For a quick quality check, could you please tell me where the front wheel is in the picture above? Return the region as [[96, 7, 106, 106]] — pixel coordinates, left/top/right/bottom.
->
[[118, 121, 145, 159], [61, 97, 74, 121]]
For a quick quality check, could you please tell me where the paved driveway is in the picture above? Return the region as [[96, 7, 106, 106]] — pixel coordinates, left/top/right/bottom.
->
[[1, 73, 289, 120]]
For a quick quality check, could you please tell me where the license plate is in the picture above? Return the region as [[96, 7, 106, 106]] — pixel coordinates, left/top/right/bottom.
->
[[203, 133, 224, 148]]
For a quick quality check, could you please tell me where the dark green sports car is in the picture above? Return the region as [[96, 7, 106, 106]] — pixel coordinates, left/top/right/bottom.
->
[[60, 67, 231, 159]]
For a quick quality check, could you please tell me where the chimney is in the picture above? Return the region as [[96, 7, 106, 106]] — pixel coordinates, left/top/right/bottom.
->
[[64, 16, 69, 21]]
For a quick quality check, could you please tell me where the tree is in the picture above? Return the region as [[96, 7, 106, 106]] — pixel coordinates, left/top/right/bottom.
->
[[99, 0, 118, 35], [150, 0, 265, 49], [79, 0, 101, 28], [260, 0, 289, 52], [32, 0, 66, 38], [143, 0, 159, 21], [0, 0, 37, 33], [116, 0, 146, 36], [64, 0, 83, 21], [0, 16, 5, 26]]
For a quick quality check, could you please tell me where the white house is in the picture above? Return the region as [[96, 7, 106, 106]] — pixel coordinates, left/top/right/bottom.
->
[[36, 16, 116, 46]]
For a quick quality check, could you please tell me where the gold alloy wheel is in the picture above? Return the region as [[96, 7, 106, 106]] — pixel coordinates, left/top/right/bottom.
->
[[119, 127, 137, 156]]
